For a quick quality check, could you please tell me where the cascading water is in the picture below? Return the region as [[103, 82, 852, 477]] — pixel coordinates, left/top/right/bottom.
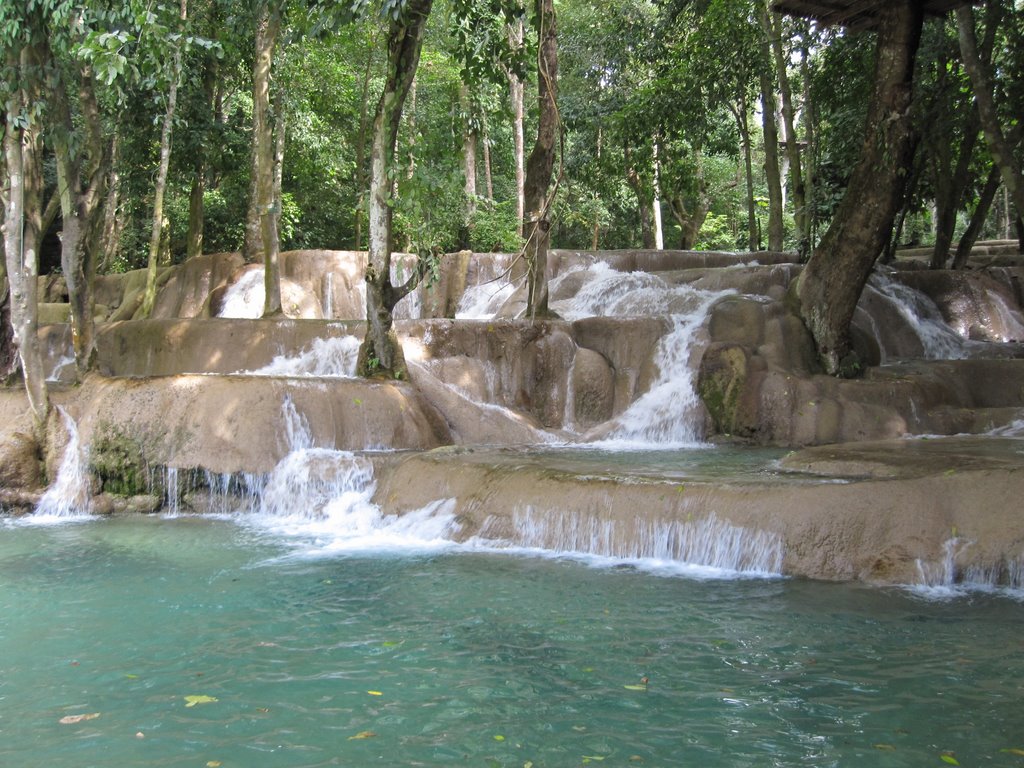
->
[[553, 263, 733, 447], [243, 336, 361, 378], [913, 536, 1024, 599], [866, 273, 967, 359], [498, 507, 784, 576], [217, 269, 266, 319], [33, 408, 92, 520], [456, 277, 517, 319]]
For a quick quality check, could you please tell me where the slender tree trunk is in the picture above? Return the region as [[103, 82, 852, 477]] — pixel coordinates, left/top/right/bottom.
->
[[591, 125, 603, 250], [796, 1, 924, 376], [509, 19, 526, 238], [800, 36, 817, 255], [731, 97, 757, 251], [50, 37, 108, 374], [186, 58, 217, 260], [354, 35, 376, 250], [652, 136, 664, 250], [481, 113, 494, 203], [459, 82, 477, 250], [757, 2, 784, 251], [99, 132, 123, 272], [358, 0, 434, 379], [141, 0, 187, 319], [625, 144, 655, 249], [2, 44, 49, 427], [403, 76, 417, 252], [953, 163, 1001, 269], [957, 4, 1024, 224], [524, 0, 559, 318], [770, 10, 807, 255]]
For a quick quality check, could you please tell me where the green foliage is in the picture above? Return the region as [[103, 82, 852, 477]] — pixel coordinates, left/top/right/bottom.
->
[[469, 200, 522, 251]]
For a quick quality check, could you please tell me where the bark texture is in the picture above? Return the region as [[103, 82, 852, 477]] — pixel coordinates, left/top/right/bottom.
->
[[524, 0, 559, 318], [796, 1, 924, 376], [358, 0, 434, 379]]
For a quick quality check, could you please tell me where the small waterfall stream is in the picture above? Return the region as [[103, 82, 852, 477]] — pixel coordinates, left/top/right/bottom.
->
[[34, 408, 92, 520]]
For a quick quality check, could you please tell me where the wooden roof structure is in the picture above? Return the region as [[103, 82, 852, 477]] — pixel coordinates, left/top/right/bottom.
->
[[771, 0, 970, 32]]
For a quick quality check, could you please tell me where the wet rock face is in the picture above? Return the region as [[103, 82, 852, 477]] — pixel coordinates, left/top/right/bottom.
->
[[0, 430, 42, 490]]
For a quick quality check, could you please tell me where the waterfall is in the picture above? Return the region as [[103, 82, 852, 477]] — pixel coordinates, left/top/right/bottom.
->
[[456, 277, 517, 318], [323, 272, 334, 319], [242, 336, 361, 378], [913, 537, 1024, 599], [494, 508, 784, 576], [866, 273, 967, 359], [553, 264, 731, 448], [217, 269, 266, 319], [34, 408, 93, 519]]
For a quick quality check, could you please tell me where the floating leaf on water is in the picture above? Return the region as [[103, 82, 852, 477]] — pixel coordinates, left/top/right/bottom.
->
[[367, 690, 383, 696], [256, 707, 270, 713], [582, 756, 606, 763], [206, 762, 222, 767], [59, 713, 100, 725], [629, 757, 644, 763], [623, 684, 647, 691], [572, 726, 587, 732], [125, 674, 138, 679], [184, 695, 218, 707], [940, 754, 960, 765], [1001, 748, 1024, 757], [873, 744, 897, 751], [493, 734, 506, 742], [524, 762, 534, 768], [348, 731, 377, 740], [382, 641, 400, 648]]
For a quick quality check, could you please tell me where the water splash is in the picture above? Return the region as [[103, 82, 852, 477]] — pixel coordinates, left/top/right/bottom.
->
[[867, 273, 967, 359], [911, 537, 1024, 600], [486, 508, 784, 577], [217, 269, 266, 319], [242, 336, 361, 378], [33, 408, 93, 521]]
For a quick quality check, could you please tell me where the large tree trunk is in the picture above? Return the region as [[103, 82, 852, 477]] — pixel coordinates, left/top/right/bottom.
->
[[795, 1, 924, 376], [141, 0, 187, 319], [357, 0, 434, 379], [2, 43, 49, 427], [524, 0, 559, 318], [957, 4, 1024, 225]]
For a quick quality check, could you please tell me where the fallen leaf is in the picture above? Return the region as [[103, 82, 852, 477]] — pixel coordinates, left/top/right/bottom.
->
[[256, 707, 270, 713], [125, 674, 139, 679], [629, 757, 644, 763], [59, 713, 100, 725], [873, 744, 896, 751], [524, 762, 534, 768], [206, 762, 222, 767], [494, 734, 506, 741], [382, 641, 400, 648], [582, 756, 606, 763], [184, 695, 219, 707], [1002, 749, 1024, 757], [940, 755, 960, 766], [572, 726, 587, 732], [623, 684, 647, 691], [366, 690, 383, 696], [348, 731, 377, 740]]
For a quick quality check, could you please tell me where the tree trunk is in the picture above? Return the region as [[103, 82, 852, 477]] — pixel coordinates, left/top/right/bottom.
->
[[2, 43, 49, 426], [99, 132, 123, 272], [930, 109, 979, 269], [262, 84, 286, 317], [354, 35, 376, 250], [731, 97, 758, 251], [952, 163, 1001, 269], [800, 35, 817, 255], [141, 0, 187, 319], [509, 19, 526, 238], [956, 4, 1024, 225], [244, 0, 280, 267], [459, 82, 478, 250], [524, 0, 559, 318], [625, 144, 655, 249], [795, 1, 923, 376], [770, 10, 807, 255], [652, 137, 664, 250], [358, 0, 434, 379], [49, 37, 108, 374], [481, 112, 494, 203], [186, 57, 217, 260], [757, 2, 784, 251]]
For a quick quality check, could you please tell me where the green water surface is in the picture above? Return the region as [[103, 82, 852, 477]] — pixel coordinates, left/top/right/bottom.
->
[[1, 516, 1022, 768]]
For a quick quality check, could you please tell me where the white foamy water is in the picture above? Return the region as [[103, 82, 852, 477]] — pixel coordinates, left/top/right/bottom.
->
[[473, 508, 784, 578], [550, 264, 732, 448], [456, 278, 517, 319], [242, 336, 361, 378], [910, 537, 1024, 601], [867, 273, 967, 359], [32, 408, 93, 522], [218, 269, 266, 319]]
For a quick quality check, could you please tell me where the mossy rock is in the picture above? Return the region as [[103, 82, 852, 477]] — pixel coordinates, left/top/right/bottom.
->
[[89, 425, 166, 498], [698, 343, 750, 436]]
